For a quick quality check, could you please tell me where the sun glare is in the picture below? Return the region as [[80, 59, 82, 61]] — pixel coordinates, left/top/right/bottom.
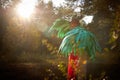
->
[[16, 0, 37, 18]]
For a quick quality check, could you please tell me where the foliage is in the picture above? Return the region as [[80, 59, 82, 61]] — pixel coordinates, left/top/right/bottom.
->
[[41, 38, 59, 54], [58, 61, 67, 77], [0, 0, 58, 54], [64, 0, 120, 51], [35, 1, 57, 26], [109, 6, 120, 51]]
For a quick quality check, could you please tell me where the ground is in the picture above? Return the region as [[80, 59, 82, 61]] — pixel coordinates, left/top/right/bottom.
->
[[0, 53, 67, 80], [0, 52, 120, 80]]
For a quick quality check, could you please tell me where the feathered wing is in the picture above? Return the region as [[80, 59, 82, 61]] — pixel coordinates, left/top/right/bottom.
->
[[59, 26, 101, 60], [49, 19, 70, 38]]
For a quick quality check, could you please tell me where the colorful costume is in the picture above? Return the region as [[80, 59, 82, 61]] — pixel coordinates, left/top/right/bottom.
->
[[49, 18, 101, 80]]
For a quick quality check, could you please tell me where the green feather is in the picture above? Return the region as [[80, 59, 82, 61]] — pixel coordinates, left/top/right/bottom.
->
[[49, 19, 70, 38], [49, 19, 101, 60], [59, 26, 101, 59]]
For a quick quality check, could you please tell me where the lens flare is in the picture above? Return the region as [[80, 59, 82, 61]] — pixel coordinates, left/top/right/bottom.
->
[[16, 0, 37, 18]]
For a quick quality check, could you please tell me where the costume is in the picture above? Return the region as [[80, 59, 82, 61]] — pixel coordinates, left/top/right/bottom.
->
[[49, 19, 101, 80], [68, 52, 79, 80]]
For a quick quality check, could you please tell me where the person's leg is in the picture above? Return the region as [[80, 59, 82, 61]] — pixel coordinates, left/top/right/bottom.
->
[[68, 53, 79, 80]]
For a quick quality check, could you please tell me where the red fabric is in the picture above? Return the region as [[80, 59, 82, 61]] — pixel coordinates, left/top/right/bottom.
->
[[68, 53, 79, 80]]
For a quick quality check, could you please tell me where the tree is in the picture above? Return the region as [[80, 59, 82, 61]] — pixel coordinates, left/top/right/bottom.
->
[[82, 0, 120, 51], [0, 0, 20, 53]]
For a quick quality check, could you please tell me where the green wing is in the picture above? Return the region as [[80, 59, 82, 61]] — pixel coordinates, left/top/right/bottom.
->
[[59, 26, 101, 60], [49, 19, 70, 38]]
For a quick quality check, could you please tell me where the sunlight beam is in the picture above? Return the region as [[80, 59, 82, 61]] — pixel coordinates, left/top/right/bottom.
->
[[16, 0, 37, 19]]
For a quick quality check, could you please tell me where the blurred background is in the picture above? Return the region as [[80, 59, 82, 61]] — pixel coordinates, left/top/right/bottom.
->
[[0, 0, 120, 80]]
